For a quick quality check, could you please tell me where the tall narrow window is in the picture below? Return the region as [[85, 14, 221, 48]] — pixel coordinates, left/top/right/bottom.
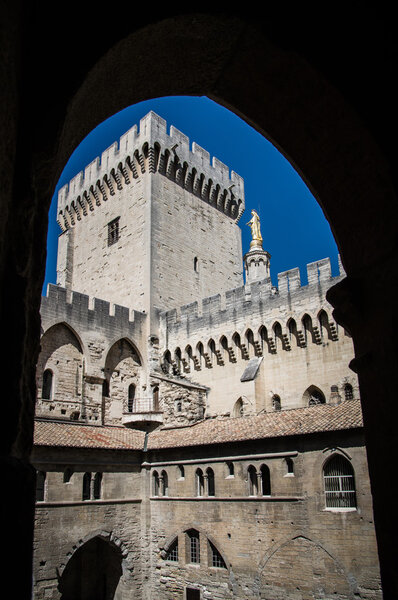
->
[[260, 464, 271, 496], [344, 383, 354, 400], [272, 395, 281, 411], [42, 369, 53, 400], [93, 472, 102, 500], [107, 217, 120, 246], [178, 464, 185, 479], [153, 386, 159, 411], [82, 472, 91, 501], [36, 471, 46, 502], [153, 471, 160, 497], [285, 457, 294, 475], [187, 530, 200, 564], [63, 467, 73, 483], [161, 470, 168, 496], [128, 383, 136, 412], [248, 465, 257, 496], [196, 469, 204, 497], [206, 468, 215, 497], [226, 462, 234, 477], [324, 455, 356, 508]]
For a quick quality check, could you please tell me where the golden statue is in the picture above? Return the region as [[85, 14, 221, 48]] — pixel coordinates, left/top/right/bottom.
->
[[247, 209, 263, 249]]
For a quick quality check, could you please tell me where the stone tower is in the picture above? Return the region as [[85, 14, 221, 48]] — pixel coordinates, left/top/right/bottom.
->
[[56, 111, 245, 324]]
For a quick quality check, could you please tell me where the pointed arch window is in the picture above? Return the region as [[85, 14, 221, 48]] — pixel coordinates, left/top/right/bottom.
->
[[42, 369, 53, 400], [209, 541, 227, 569], [324, 455, 356, 508], [272, 394, 281, 411], [153, 385, 159, 411], [161, 470, 169, 496], [153, 470, 160, 497], [187, 529, 200, 564]]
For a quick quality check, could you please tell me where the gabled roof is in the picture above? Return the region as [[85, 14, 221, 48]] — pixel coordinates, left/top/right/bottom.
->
[[33, 400, 362, 452]]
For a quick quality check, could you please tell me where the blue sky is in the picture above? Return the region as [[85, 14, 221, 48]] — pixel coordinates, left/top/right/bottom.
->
[[44, 96, 339, 293]]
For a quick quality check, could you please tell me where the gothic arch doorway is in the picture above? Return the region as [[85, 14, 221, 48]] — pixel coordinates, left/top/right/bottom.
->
[[58, 536, 123, 600]]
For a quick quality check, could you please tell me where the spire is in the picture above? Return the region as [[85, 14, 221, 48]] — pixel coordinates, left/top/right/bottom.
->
[[244, 209, 271, 283]]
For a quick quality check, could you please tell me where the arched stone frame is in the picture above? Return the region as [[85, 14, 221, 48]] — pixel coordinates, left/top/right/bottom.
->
[[258, 534, 357, 598], [57, 529, 134, 586], [303, 384, 326, 406], [310, 447, 357, 512], [37, 321, 85, 404], [103, 337, 142, 414], [159, 525, 231, 573], [4, 10, 398, 597]]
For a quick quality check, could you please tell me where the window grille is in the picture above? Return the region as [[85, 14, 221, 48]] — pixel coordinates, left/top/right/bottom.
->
[[165, 538, 178, 562], [344, 383, 354, 400], [210, 541, 226, 568], [188, 530, 200, 563], [324, 455, 356, 508], [107, 217, 120, 246]]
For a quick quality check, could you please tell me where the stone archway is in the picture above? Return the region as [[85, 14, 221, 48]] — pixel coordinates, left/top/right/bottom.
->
[[259, 536, 354, 600], [58, 536, 123, 600]]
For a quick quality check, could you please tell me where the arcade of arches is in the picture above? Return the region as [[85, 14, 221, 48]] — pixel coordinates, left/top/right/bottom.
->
[[1, 6, 397, 599]]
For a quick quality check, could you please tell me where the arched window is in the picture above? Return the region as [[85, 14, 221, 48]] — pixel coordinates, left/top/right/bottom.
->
[[127, 383, 136, 412], [161, 470, 168, 496], [248, 465, 257, 496], [206, 467, 215, 496], [304, 385, 326, 406], [323, 455, 356, 508], [187, 529, 200, 564], [165, 537, 178, 562], [152, 385, 159, 411], [63, 467, 73, 483], [195, 468, 204, 497], [272, 394, 281, 411], [226, 462, 234, 477], [194, 256, 199, 273], [273, 322, 283, 350], [93, 472, 102, 500], [42, 369, 53, 400], [233, 397, 244, 417], [302, 314, 313, 344], [177, 465, 185, 479], [82, 472, 91, 501], [209, 541, 227, 568], [260, 464, 271, 496], [152, 471, 160, 497], [344, 383, 354, 400], [288, 319, 298, 346], [36, 471, 46, 502]]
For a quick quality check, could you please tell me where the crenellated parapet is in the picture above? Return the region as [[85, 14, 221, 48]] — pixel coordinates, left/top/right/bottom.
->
[[57, 111, 245, 231], [40, 284, 147, 363], [159, 256, 347, 372]]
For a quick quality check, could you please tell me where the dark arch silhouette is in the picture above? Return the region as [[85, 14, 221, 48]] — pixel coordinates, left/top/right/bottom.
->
[[58, 536, 123, 600], [2, 8, 398, 598]]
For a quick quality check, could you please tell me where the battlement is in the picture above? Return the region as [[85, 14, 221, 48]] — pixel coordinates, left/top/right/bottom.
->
[[161, 256, 345, 332], [40, 284, 147, 338], [57, 111, 245, 231]]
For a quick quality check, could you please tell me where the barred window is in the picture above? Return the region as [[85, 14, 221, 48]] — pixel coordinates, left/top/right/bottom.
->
[[344, 383, 354, 400], [165, 538, 178, 562], [107, 217, 120, 246], [209, 541, 226, 569], [324, 455, 356, 508], [187, 529, 200, 563]]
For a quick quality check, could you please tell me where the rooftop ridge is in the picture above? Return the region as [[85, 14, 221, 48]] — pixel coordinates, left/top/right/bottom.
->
[[57, 111, 245, 231]]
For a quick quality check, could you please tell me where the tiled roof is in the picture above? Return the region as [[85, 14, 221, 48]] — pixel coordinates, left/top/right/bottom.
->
[[147, 399, 363, 450], [34, 420, 146, 450], [33, 400, 362, 451]]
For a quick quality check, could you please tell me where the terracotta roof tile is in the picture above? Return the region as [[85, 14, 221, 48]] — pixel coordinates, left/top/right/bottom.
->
[[34, 420, 146, 450], [33, 400, 363, 451], [147, 399, 363, 450]]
